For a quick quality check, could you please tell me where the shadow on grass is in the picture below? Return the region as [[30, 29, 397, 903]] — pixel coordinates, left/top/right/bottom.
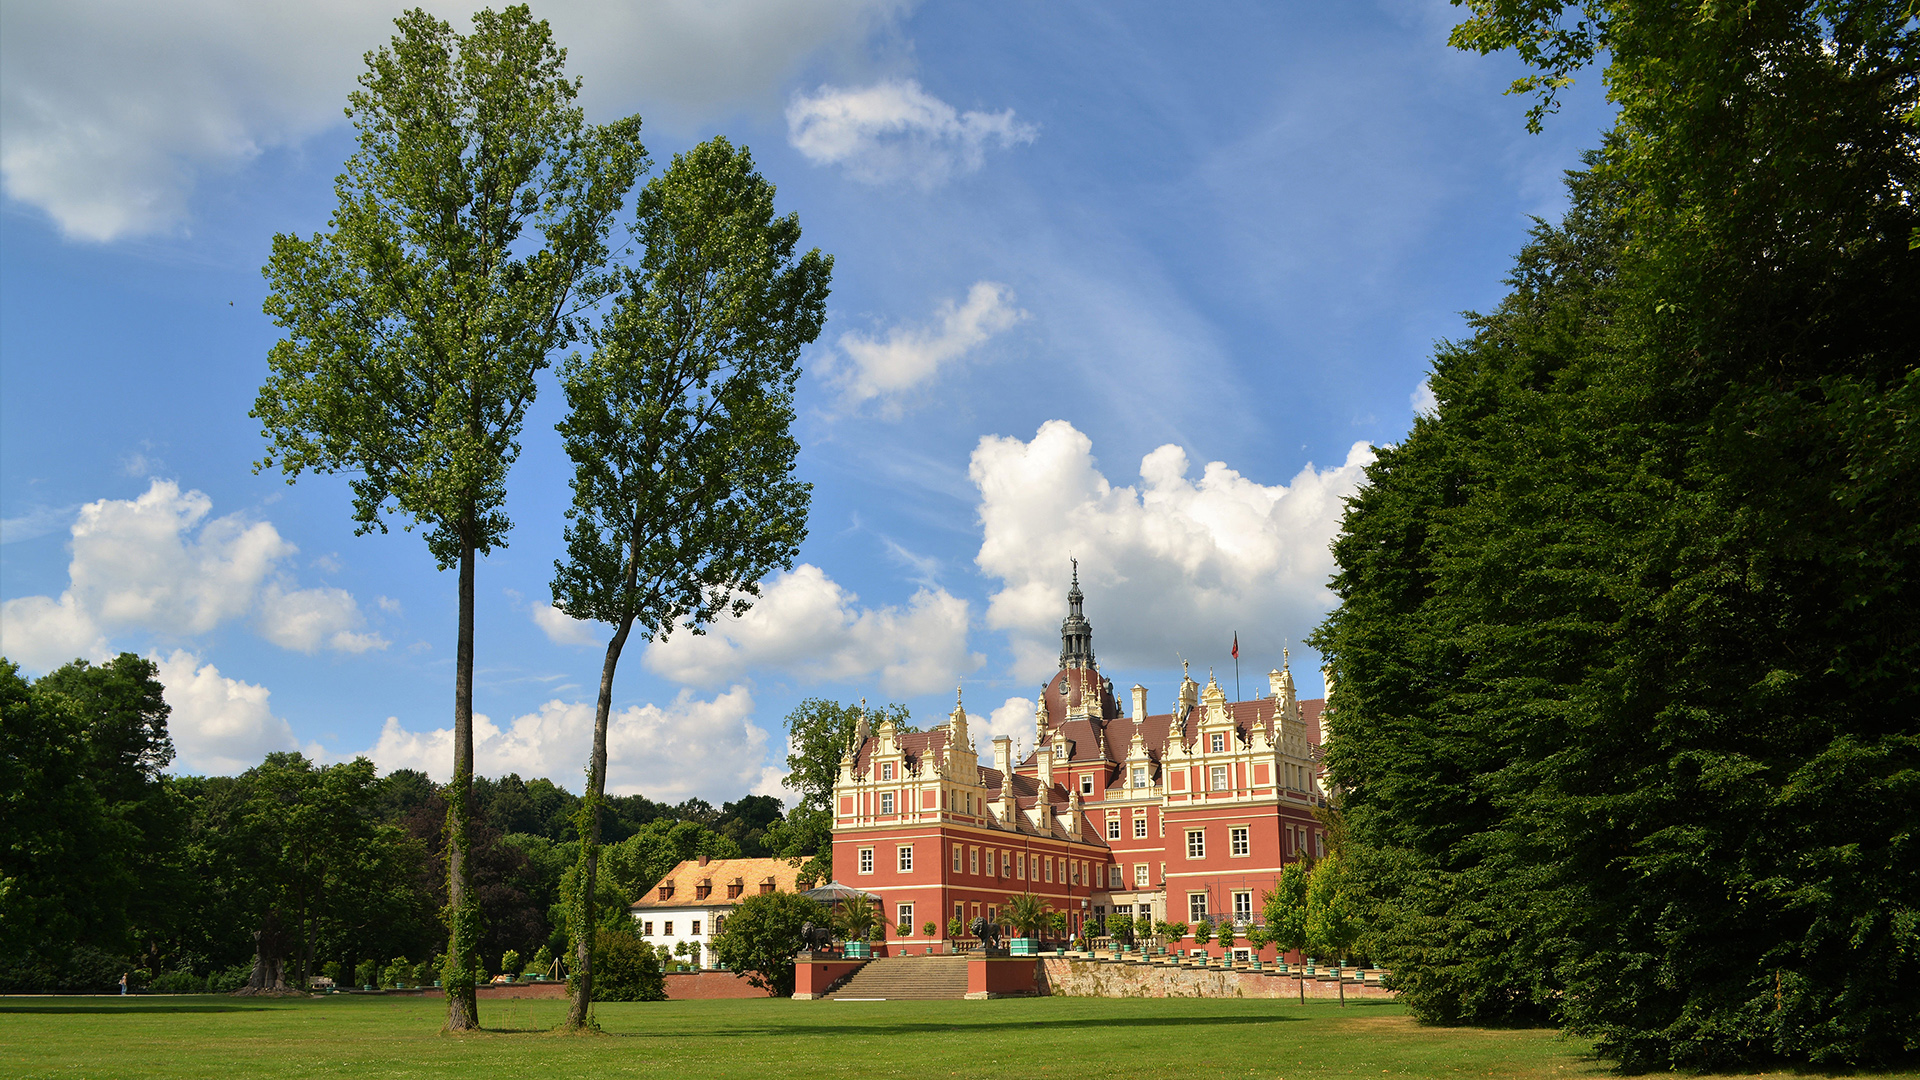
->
[[0, 1003, 272, 1015]]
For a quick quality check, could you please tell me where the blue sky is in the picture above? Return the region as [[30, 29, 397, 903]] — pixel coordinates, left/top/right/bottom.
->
[[0, 0, 1612, 803]]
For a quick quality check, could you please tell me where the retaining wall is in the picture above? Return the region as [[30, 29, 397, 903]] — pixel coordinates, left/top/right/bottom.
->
[[665, 972, 768, 1000], [1038, 959, 1395, 1000]]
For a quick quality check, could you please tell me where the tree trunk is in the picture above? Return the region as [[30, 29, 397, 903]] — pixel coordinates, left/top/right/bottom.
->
[[239, 910, 289, 994], [564, 613, 634, 1031], [444, 539, 481, 1032]]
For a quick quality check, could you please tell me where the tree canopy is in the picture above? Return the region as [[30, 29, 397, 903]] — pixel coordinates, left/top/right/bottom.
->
[[1314, 0, 1918, 1067]]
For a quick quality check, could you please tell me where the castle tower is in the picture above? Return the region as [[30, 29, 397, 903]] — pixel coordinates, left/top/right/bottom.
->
[[1059, 559, 1095, 671]]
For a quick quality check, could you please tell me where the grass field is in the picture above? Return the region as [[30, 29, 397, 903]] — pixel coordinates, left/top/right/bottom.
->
[[1, 995, 1910, 1080]]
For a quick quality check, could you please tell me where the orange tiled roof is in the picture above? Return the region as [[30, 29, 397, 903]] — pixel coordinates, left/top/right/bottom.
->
[[626, 856, 807, 911]]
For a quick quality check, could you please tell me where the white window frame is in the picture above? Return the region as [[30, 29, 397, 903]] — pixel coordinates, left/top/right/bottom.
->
[[898, 903, 914, 933], [1233, 891, 1253, 921], [1107, 818, 1121, 840], [1188, 894, 1208, 922], [880, 791, 895, 814], [954, 844, 964, 872], [1230, 826, 1250, 857], [1134, 815, 1148, 839], [1209, 764, 1229, 791], [1186, 829, 1205, 859], [881, 761, 894, 780], [1131, 766, 1148, 789], [1210, 732, 1225, 753], [1017, 853, 1026, 880], [1134, 863, 1150, 887], [1080, 774, 1094, 795], [897, 845, 913, 872], [858, 847, 874, 874], [969, 847, 979, 875], [1044, 857, 1053, 883]]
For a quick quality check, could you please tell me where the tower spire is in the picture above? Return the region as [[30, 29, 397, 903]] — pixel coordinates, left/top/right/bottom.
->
[[1059, 560, 1096, 670]]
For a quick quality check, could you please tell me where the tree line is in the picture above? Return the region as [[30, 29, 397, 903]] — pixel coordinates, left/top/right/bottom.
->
[[1313, 0, 1917, 1070], [0, 654, 829, 997]]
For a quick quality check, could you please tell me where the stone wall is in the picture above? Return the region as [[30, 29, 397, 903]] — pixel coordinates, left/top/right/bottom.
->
[[1038, 959, 1396, 1000], [665, 972, 769, 1000]]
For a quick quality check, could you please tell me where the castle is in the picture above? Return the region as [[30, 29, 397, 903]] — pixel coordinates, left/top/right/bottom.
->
[[830, 568, 1329, 952]]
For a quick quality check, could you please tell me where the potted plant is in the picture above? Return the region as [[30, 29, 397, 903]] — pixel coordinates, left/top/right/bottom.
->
[[1244, 923, 1268, 972], [1005, 893, 1049, 955], [1217, 921, 1237, 969], [1107, 914, 1131, 958], [1161, 922, 1187, 961], [837, 895, 879, 958], [923, 920, 938, 940], [947, 915, 965, 944], [1192, 919, 1213, 965]]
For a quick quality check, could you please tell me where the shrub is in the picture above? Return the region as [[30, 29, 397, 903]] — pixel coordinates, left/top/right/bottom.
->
[[710, 889, 828, 997], [150, 970, 206, 994], [923, 921, 937, 938], [207, 964, 252, 994], [354, 960, 377, 988], [528, 945, 553, 978], [380, 958, 412, 988], [500, 949, 522, 976], [591, 930, 664, 1002]]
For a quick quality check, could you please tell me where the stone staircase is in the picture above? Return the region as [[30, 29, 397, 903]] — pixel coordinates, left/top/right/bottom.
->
[[825, 956, 970, 1000]]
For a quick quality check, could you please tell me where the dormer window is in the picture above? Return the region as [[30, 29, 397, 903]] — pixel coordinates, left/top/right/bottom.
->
[[1132, 766, 1147, 788], [727, 881, 743, 899], [1210, 732, 1226, 753], [658, 884, 674, 901], [760, 878, 775, 894], [1080, 774, 1094, 795], [695, 880, 712, 900], [881, 762, 895, 780]]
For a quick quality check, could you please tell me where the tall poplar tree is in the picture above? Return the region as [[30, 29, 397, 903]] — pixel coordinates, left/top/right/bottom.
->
[[252, 6, 644, 1030], [549, 137, 827, 1029]]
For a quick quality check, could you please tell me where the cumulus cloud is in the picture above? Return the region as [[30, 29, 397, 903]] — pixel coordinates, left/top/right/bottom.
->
[[970, 420, 1374, 681], [0, 480, 384, 672], [152, 649, 311, 775], [530, 601, 605, 647], [978, 695, 1038, 758], [787, 78, 1036, 188], [643, 563, 979, 696], [1, 0, 905, 241], [831, 281, 1025, 411], [363, 686, 769, 803], [1411, 377, 1438, 417]]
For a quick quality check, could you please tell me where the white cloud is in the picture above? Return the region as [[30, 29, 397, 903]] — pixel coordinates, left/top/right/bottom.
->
[[1, 504, 80, 545], [1411, 377, 1438, 417], [0, 480, 383, 672], [643, 563, 979, 696], [786, 78, 1036, 188], [530, 601, 605, 647], [152, 649, 312, 775], [1, 0, 906, 241], [970, 420, 1374, 681], [362, 686, 770, 803], [979, 695, 1038, 758], [832, 281, 1025, 411]]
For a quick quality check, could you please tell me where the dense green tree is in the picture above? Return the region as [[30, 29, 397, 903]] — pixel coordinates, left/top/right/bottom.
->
[[1305, 853, 1363, 1005], [603, 818, 742, 903], [1317, 1, 1918, 1067], [774, 699, 910, 882], [713, 795, 784, 857], [590, 928, 665, 1002], [548, 135, 825, 1028], [709, 890, 826, 997], [252, 5, 644, 1030], [1263, 859, 1312, 1003]]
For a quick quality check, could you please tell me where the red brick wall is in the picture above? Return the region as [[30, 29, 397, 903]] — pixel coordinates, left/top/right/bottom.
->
[[664, 972, 769, 1000]]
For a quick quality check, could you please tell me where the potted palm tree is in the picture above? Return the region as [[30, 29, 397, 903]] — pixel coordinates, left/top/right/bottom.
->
[[837, 895, 878, 959], [1005, 893, 1049, 956]]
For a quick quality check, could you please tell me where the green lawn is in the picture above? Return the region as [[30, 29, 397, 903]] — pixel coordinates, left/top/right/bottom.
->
[[0, 995, 1906, 1080]]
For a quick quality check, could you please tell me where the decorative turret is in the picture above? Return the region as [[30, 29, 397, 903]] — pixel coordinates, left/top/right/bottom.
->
[[1058, 559, 1095, 671], [1131, 684, 1148, 721]]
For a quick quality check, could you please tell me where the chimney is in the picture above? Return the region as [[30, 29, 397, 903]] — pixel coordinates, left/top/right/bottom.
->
[[698, 853, 710, 867], [1131, 684, 1147, 721], [993, 735, 1011, 777]]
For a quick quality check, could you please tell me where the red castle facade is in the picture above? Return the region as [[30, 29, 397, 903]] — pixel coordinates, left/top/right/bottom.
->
[[830, 570, 1329, 956]]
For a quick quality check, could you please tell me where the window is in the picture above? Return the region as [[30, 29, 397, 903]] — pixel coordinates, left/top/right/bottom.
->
[[1131, 766, 1147, 789], [643, 921, 654, 936], [859, 847, 874, 874], [1017, 853, 1026, 880], [664, 921, 674, 936], [898, 904, 913, 932], [1134, 815, 1148, 839], [1209, 765, 1229, 791], [1107, 818, 1121, 839], [695, 881, 711, 900], [1044, 857, 1053, 883], [692, 920, 702, 936], [1316, 831, 1325, 858], [1080, 774, 1094, 795], [1002, 852, 1012, 877], [714, 916, 726, 934], [1189, 894, 1208, 922], [954, 845, 964, 872], [1233, 892, 1253, 921], [881, 762, 894, 780], [658, 884, 674, 901], [898, 845, 913, 872], [955, 902, 964, 925], [969, 847, 979, 874], [880, 791, 895, 814], [966, 792, 973, 814], [1110, 865, 1124, 888], [728, 881, 743, 899], [1210, 732, 1225, 753], [1134, 864, 1150, 887], [1230, 826, 1250, 856], [1186, 829, 1206, 858]]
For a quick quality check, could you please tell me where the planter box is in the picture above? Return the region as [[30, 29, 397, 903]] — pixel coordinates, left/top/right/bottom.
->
[[1008, 938, 1040, 956], [842, 941, 872, 959]]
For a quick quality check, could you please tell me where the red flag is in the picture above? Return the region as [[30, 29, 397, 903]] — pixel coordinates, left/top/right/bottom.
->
[[1231, 633, 1238, 660]]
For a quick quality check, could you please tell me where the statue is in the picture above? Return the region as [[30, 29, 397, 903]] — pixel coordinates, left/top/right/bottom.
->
[[799, 921, 834, 953], [970, 916, 1001, 951]]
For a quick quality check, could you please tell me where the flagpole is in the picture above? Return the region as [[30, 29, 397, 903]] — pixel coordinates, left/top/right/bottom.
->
[[1233, 631, 1241, 702]]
